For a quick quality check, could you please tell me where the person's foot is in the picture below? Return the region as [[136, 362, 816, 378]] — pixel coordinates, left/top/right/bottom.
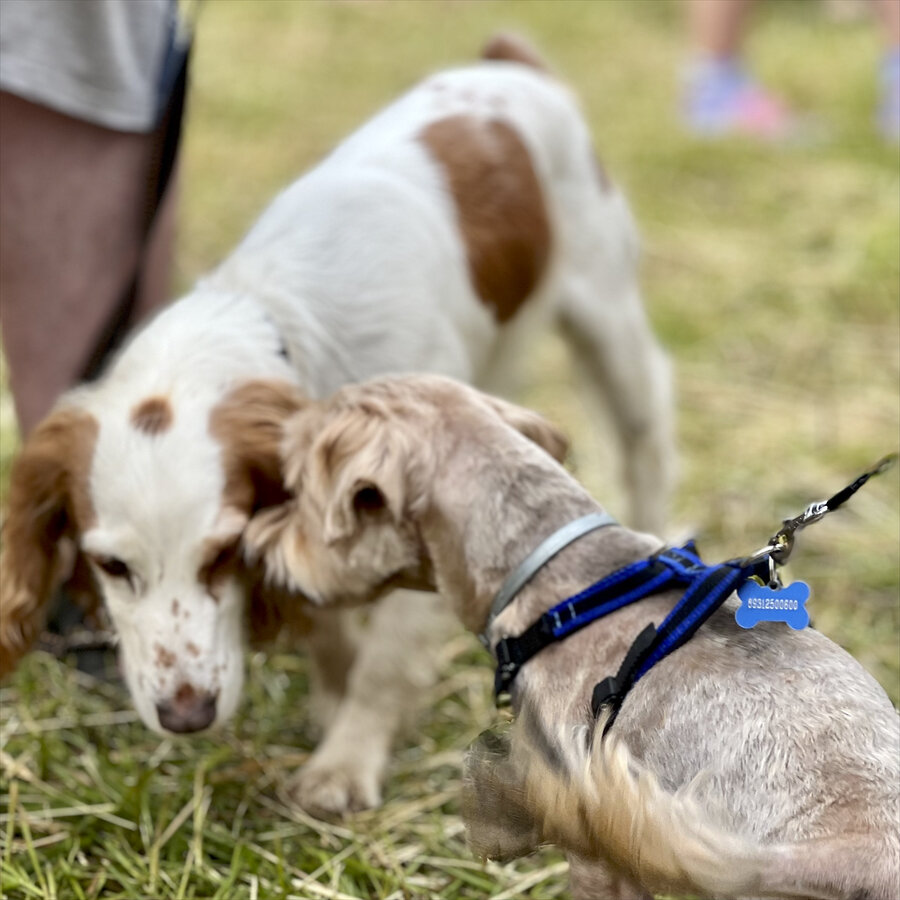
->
[[879, 50, 900, 142], [683, 58, 795, 140]]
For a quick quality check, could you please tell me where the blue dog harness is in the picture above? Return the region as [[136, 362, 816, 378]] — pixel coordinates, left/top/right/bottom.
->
[[483, 455, 896, 732], [488, 531, 769, 729]]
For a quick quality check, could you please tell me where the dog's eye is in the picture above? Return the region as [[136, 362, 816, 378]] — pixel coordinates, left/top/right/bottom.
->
[[94, 555, 132, 581]]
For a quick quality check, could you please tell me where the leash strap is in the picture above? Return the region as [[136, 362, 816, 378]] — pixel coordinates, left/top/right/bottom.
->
[[757, 453, 899, 566], [480, 512, 618, 647]]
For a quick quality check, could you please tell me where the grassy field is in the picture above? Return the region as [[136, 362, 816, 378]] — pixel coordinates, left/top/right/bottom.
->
[[1, 1, 898, 898]]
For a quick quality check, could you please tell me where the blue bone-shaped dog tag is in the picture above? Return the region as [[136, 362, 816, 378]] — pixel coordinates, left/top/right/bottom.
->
[[735, 580, 810, 630]]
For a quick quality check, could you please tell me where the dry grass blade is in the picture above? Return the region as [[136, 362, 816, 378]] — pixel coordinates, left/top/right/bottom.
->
[[2, 709, 139, 737], [0, 802, 118, 823]]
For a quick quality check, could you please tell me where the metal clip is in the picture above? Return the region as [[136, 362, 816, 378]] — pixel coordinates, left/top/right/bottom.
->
[[766, 554, 782, 589], [770, 500, 830, 565], [744, 543, 777, 566], [768, 530, 793, 566], [798, 500, 830, 528]]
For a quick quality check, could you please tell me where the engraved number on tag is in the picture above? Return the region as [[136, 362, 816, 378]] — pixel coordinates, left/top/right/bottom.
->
[[735, 580, 810, 630]]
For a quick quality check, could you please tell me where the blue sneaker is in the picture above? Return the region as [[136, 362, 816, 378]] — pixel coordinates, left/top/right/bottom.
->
[[879, 50, 900, 141], [683, 58, 795, 140]]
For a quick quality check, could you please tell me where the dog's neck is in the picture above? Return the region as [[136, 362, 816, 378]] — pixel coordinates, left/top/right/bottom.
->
[[420, 440, 662, 639], [88, 287, 298, 400]]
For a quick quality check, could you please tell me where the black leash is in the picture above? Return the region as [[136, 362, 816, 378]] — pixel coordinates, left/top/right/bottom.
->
[[741, 453, 899, 568]]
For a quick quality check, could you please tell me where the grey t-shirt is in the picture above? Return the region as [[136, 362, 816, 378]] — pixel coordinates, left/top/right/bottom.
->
[[0, 0, 176, 132]]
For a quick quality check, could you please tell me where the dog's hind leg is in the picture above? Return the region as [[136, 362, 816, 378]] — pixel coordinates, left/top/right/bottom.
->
[[544, 145, 674, 534], [557, 270, 675, 536]]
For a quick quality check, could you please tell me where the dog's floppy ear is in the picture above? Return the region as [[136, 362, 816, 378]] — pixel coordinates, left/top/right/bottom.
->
[[481, 395, 570, 463], [0, 408, 98, 677], [311, 406, 428, 545], [210, 379, 308, 514]]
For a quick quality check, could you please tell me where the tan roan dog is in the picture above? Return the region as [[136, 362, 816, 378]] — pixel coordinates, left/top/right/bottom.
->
[[245, 375, 900, 900]]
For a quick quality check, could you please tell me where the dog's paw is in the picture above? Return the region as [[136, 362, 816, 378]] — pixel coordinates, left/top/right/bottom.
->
[[283, 761, 382, 818]]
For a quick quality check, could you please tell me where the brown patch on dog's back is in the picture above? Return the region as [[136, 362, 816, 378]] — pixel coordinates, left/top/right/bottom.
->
[[421, 115, 551, 323], [131, 396, 173, 435]]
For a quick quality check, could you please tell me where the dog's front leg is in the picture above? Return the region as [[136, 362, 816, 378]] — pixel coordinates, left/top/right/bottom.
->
[[303, 607, 360, 736], [284, 589, 456, 817], [568, 855, 652, 900]]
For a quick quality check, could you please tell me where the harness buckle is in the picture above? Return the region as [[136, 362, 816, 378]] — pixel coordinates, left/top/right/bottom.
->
[[591, 676, 620, 718], [493, 656, 518, 706]]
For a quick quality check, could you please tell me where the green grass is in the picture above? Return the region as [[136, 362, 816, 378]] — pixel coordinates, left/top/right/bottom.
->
[[1, 1, 898, 898]]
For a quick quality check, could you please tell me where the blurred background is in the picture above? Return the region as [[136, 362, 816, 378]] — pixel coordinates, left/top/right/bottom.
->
[[1, 2, 898, 898]]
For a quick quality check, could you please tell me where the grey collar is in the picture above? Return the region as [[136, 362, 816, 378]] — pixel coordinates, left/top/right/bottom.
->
[[479, 511, 619, 649]]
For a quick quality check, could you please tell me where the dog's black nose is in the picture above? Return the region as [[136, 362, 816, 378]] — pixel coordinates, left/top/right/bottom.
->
[[156, 684, 217, 733]]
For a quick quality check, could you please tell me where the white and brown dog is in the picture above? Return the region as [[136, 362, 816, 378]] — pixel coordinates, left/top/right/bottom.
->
[[245, 374, 899, 899], [0, 36, 673, 815]]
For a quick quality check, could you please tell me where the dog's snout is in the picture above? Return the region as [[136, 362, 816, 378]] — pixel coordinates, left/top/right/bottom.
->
[[156, 683, 218, 734]]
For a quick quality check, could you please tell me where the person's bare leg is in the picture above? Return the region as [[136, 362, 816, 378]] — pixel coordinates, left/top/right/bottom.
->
[[0, 92, 175, 435], [688, 0, 756, 59], [683, 0, 794, 138]]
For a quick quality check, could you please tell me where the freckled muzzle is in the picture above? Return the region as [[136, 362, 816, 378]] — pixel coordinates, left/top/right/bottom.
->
[[155, 683, 218, 733]]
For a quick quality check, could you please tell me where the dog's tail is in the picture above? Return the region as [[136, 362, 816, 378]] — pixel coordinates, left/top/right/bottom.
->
[[465, 709, 893, 899], [481, 33, 548, 72]]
